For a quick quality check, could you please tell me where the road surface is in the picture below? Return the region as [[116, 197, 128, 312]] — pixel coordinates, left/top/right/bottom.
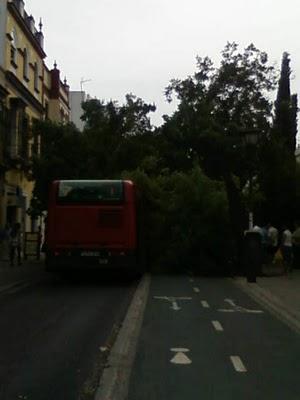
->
[[0, 272, 137, 400]]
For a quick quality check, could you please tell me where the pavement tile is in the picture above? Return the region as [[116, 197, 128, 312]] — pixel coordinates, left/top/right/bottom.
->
[[256, 270, 300, 315], [234, 268, 300, 333]]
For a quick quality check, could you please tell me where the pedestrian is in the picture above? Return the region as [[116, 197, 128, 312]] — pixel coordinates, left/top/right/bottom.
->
[[292, 222, 300, 269], [260, 224, 269, 264], [267, 223, 279, 263], [281, 225, 293, 275], [9, 223, 22, 267], [253, 224, 263, 236]]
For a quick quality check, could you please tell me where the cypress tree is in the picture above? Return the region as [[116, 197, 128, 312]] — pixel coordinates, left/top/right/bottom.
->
[[274, 52, 297, 154], [291, 94, 298, 151], [261, 53, 299, 226]]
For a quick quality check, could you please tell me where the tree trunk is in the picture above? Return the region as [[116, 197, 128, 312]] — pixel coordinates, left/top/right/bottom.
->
[[223, 171, 246, 273]]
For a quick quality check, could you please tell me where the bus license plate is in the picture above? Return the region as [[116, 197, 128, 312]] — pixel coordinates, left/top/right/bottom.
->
[[81, 251, 99, 257], [99, 258, 108, 264]]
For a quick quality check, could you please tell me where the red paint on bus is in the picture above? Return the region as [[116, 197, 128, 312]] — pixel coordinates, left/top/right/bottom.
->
[[45, 180, 137, 271]]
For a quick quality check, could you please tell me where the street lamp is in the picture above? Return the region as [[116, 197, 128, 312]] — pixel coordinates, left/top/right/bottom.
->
[[241, 129, 260, 230], [240, 128, 261, 282]]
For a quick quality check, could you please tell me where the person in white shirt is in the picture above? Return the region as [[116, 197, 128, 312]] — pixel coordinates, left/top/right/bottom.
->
[[281, 226, 293, 274], [253, 225, 263, 236], [292, 221, 300, 269], [267, 223, 278, 262]]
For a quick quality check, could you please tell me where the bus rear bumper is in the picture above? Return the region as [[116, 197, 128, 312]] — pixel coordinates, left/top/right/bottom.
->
[[45, 250, 138, 272]]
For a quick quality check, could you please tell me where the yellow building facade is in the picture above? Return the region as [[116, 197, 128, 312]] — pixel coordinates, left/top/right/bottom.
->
[[0, 0, 70, 232]]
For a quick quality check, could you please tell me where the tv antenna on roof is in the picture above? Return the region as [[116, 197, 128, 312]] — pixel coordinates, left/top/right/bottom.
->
[[80, 78, 92, 102]]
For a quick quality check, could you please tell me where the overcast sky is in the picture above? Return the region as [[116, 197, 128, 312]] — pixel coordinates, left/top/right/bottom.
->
[[26, 0, 300, 132]]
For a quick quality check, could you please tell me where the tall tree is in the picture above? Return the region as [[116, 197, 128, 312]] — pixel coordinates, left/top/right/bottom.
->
[[260, 52, 299, 226], [291, 94, 298, 149], [162, 43, 277, 267], [274, 52, 297, 153], [81, 94, 157, 178], [29, 121, 88, 216]]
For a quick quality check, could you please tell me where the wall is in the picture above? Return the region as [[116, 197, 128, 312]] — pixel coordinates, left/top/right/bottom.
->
[[0, 0, 7, 69], [70, 91, 85, 131]]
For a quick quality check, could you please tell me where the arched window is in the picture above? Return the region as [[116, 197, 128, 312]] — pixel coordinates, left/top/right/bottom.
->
[[23, 48, 29, 79], [34, 62, 39, 91], [10, 28, 18, 66]]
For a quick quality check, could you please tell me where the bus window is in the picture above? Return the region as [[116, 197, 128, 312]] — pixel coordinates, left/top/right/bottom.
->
[[57, 180, 124, 204]]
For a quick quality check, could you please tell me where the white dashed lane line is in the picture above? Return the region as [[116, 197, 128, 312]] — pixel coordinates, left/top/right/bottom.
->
[[230, 356, 247, 372], [193, 287, 200, 293], [201, 300, 210, 308], [211, 320, 223, 332]]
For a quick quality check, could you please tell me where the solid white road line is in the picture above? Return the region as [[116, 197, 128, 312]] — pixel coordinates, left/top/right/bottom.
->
[[212, 321, 223, 331], [95, 275, 151, 400], [201, 300, 210, 308], [230, 356, 247, 372], [193, 287, 200, 293]]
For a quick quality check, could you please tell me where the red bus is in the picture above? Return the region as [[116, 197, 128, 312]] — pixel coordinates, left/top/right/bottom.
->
[[45, 180, 138, 272]]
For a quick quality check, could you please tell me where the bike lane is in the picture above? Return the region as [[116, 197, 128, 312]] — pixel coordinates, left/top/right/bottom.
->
[[127, 275, 300, 400]]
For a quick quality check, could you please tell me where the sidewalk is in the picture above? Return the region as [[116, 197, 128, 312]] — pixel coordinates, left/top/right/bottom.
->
[[234, 265, 300, 334], [0, 256, 47, 291]]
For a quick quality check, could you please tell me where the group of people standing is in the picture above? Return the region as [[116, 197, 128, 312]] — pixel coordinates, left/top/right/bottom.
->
[[253, 222, 300, 274]]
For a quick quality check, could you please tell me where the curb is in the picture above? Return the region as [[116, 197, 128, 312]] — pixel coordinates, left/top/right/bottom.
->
[[233, 278, 300, 334], [94, 274, 151, 400]]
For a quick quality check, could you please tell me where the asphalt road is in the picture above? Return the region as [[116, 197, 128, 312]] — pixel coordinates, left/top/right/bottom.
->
[[0, 272, 137, 400], [128, 275, 300, 400]]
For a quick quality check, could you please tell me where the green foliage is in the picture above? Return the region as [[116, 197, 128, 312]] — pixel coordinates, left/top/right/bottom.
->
[[256, 134, 298, 227], [258, 52, 299, 226], [296, 163, 300, 221], [274, 52, 297, 154], [122, 167, 232, 273], [30, 120, 88, 215], [163, 42, 277, 176], [81, 95, 157, 177], [30, 96, 157, 212], [162, 43, 277, 267]]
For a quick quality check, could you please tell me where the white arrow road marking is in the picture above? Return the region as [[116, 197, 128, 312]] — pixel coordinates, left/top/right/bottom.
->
[[218, 298, 263, 314], [170, 348, 192, 365], [170, 347, 190, 352], [193, 287, 200, 293], [201, 300, 210, 308], [212, 321, 223, 331], [230, 356, 247, 372], [171, 300, 181, 311], [224, 298, 236, 307], [154, 296, 192, 311]]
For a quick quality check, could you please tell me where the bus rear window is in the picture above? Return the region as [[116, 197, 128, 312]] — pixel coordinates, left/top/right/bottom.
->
[[57, 181, 124, 204]]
